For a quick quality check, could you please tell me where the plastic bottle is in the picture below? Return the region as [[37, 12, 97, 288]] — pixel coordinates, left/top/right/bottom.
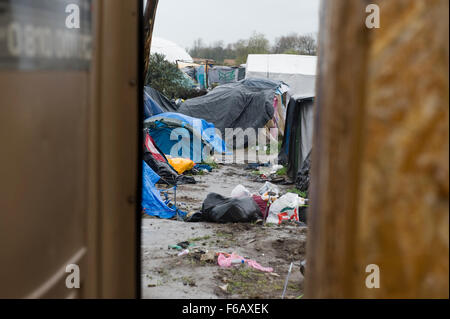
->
[[231, 259, 245, 264]]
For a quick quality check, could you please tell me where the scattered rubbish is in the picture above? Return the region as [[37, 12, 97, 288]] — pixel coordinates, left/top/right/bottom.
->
[[177, 241, 191, 249], [178, 249, 190, 257], [200, 251, 216, 263], [231, 184, 251, 198], [217, 252, 273, 272], [269, 176, 285, 184], [168, 244, 182, 250], [258, 182, 280, 197], [219, 284, 229, 292], [195, 164, 213, 172], [269, 273, 280, 277], [270, 165, 284, 174], [246, 259, 273, 272], [281, 262, 294, 299]]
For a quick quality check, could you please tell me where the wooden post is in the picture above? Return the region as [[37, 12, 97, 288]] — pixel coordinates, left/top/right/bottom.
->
[[143, 0, 159, 81], [306, 0, 449, 298]]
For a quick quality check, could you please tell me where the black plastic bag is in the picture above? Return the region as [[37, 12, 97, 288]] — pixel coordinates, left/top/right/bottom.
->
[[201, 193, 263, 223], [295, 151, 311, 194]]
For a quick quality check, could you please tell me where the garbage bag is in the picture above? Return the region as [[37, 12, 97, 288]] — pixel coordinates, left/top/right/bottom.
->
[[230, 184, 251, 198], [201, 193, 263, 223], [267, 193, 305, 225], [295, 151, 311, 194], [258, 182, 280, 196], [168, 157, 195, 174]]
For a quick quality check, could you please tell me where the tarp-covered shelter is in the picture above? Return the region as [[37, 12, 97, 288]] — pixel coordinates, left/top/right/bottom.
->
[[144, 112, 228, 163], [178, 78, 286, 148], [245, 54, 317, 97], [144, 86, 179, 115], [278, 95, 315, 181]]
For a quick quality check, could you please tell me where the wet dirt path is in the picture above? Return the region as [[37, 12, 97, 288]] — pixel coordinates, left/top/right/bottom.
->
[[141, 164, 307, 299]]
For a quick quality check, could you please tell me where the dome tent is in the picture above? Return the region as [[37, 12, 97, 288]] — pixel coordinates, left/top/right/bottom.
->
[[150, 37, 193, 64]]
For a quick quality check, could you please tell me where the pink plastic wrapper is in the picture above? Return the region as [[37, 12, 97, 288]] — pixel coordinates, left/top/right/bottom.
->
[[217, 252, 273, 273]]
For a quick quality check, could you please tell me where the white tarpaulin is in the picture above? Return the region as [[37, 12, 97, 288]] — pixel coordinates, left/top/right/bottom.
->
[[245, 54, 317, 97], [150, 37, 193, 64]]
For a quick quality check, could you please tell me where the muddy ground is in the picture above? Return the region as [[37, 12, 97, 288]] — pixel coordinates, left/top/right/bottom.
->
[[142, 162, 307, 299]]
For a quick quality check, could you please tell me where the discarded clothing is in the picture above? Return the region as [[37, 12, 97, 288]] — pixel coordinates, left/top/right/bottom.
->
[[201, 193, 263, 223], [251, 195, 268, 217]]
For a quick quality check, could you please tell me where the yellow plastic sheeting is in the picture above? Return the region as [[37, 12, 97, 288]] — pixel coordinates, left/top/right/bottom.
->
[[168, 157, 195, 174]]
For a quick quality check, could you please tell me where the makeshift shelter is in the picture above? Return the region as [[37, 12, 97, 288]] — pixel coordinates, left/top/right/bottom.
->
[[144, 112, 228, 163], [178, 78, 286, 148], [144, 90, 164, 118], [245, 54, 317, 97], [278, 95, 315, 181], [150, 36, 193, 63], [144, 86, 179, 115]]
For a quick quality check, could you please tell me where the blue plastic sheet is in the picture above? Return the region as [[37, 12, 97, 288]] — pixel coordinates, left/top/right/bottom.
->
[[142, 161, 183, 219], [144, 90, 164, 119]]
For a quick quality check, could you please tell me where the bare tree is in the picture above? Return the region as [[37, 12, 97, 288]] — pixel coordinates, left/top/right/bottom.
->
[[297, 34, 317, 55], [273, 33, 300, 54]]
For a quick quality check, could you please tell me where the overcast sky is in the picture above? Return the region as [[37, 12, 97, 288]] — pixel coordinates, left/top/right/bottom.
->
[[145, 0, 320, 50]]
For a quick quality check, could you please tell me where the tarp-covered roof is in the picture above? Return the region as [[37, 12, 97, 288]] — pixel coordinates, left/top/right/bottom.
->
[[245, 54, 317, 97], [178, 78, 283, 148]]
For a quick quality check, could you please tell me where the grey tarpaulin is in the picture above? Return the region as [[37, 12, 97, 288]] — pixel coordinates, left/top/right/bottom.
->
[[178, 78, 285, 148], [278, 96, 315, 180], [144, 86, 179, 113]]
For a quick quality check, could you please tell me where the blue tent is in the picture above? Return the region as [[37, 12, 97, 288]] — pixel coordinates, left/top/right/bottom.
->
[[144, 90, 164, 119], [144, 112, 229, 163], [142, 161, 183, 219]]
